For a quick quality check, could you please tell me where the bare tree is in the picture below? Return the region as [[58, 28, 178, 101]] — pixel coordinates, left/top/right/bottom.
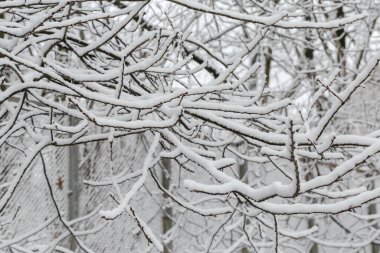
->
[[1, 1, 380, 252]]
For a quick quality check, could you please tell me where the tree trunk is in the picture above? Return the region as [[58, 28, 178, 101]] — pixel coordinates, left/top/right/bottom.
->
[[239, 160, 250, 253], [0, 12, 3, 39], [68, 114, 80, 251], [162, 158, 173, 253]]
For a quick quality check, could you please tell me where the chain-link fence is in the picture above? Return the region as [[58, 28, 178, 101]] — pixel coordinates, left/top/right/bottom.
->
[[0, 133, 167, 252]]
